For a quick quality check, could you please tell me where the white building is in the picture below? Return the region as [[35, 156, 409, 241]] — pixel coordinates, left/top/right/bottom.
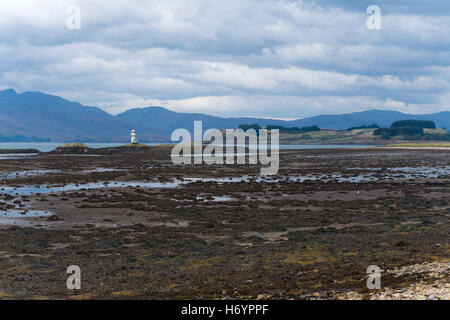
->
[[131, 129, 137, 144]]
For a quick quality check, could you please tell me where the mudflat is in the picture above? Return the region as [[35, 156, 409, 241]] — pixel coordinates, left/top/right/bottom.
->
[[0, 148, 448, 299]]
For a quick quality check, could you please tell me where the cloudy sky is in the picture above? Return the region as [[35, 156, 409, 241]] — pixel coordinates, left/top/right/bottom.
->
[[0, 0, 449, 118]]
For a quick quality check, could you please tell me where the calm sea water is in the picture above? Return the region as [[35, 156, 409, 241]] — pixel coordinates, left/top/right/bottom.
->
[[0, 142, 377, 152]]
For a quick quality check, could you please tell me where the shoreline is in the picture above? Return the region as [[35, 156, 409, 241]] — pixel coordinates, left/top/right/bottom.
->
[[382, 146, 450, 150]]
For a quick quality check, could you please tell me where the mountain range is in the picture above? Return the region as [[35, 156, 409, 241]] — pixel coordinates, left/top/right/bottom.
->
[[1, 89, 449, 142]]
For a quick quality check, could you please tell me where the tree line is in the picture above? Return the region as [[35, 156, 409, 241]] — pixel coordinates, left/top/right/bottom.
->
[[373, 120, 450, 140], [238, 124, 320, 134]]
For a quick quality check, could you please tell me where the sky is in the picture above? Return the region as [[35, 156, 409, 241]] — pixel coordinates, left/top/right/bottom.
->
[[0, 0, 449, 118]]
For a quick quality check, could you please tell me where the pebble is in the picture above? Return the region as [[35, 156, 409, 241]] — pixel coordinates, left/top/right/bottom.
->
[[327, 259, 450, 300]]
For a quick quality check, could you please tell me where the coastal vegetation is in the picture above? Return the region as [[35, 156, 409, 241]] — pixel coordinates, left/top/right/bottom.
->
[[59, 142, 89, 148], [347, 124, 379, 130], [236, 120, 450, 145], [386, 143, 450, 148], [239, 124, 320, 134], [374, 120, 450, 141]]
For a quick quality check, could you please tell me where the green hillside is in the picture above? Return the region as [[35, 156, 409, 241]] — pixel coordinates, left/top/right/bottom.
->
[[279, 128, 450, 145]]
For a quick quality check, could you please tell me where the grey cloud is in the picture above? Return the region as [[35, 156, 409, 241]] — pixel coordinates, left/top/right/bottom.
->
[[0, 0, 448, 117]]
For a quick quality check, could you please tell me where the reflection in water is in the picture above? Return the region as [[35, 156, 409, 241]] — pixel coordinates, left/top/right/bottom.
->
[[0, 154, 39, 160], [1, 165, 448, 196], [0, 170, 61, 180], [0, 210, 53, 218]]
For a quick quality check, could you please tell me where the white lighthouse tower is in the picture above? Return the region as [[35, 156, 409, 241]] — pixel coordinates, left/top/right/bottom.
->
[[130, 129, 137, 144]]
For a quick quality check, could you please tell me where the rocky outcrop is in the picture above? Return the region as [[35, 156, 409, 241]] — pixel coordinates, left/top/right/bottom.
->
[[49, 143, 173, 156], [52, 143, 91, 154]]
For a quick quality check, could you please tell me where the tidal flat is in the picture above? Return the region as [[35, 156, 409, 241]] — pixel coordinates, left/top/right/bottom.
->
[[0, 148, 448, 299]]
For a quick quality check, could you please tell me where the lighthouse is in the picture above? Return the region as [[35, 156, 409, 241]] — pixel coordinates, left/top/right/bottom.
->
[[131, 129, 137, 144]]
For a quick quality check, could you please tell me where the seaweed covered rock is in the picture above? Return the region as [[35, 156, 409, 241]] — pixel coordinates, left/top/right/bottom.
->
[[52, 143, 91, 154]]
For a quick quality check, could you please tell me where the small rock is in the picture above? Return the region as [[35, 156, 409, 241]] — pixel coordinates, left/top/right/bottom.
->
[[47, 215, 62, 221]]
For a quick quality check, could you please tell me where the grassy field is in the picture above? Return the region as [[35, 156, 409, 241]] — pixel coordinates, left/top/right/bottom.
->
[[279, 128, 449, 145], [386, 143, 450, 148], [280, 128, 378, 144]]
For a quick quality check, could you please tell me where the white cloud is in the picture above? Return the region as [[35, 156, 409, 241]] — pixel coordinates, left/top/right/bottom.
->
[[0, 0, 448, 117], [143, 95, 444, 119]]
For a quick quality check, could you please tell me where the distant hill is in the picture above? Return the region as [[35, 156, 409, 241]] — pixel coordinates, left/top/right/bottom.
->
[[286, 110, 450, 130], [0, 89, 448, 142], [116, 107, 450, 135], [0, 89, 165, 142], [116, 106, 288, 136]]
